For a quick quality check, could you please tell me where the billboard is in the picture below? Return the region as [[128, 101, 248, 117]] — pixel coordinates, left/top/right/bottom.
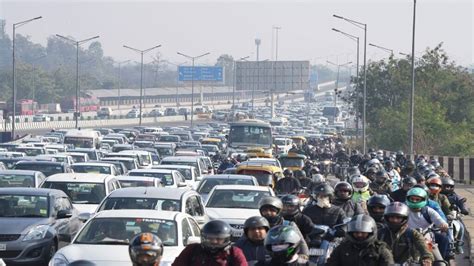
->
[[235, 61, 310, 92], [178, 66, 224, 82]]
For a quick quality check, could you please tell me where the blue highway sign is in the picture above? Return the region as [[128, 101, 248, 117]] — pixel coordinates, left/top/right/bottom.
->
[[178, 66, 224, 82]]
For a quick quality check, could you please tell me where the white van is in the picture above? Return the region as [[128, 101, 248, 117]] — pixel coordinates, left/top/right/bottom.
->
[[63, 130, 99, 149]]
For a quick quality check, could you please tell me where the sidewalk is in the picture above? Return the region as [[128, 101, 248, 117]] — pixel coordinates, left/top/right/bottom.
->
[[453, 187, 474, 262]]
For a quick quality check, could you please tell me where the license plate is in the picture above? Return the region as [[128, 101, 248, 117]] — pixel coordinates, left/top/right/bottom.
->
[[0, 244, 6, 251], [309, 248, 325, 256], [232, 231, 243, 237]]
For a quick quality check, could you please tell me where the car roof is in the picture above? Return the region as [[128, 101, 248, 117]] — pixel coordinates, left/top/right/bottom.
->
[[162, 156, 199, 162], [153, 165, 196, 170], [211, 184, 271, 191], [93, 209, 186, 220], [15, 161, 65, 166], [72, 162, 114, 167], [129, 169, 174, 174], [44, 173, 114, 182], [0, 187, 66, 197], [105, 187, 195, 199], [116, 176, 158, 182], [0, 170, 41, 175], [102, 157, 135, 161], [201, 174, 255, 180]]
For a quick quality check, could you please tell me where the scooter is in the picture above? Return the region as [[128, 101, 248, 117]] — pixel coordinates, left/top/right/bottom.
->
[[307, 220, 349, 265]]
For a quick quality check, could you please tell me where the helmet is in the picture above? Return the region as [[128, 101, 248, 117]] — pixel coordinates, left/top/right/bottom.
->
[[351, 174, 370, 193], [347, 214, 377, 247], [384, 160, 394, 171], [441, 178, 455, 195], [334, 181, 353, 200], [264, 225, 301, 263], [283, 169, 293, 178], [259, 196, 283, 225], [312, 174, 326, 185], [201, 220, 232, 254], [310, 166, 321, 174], [384, 202, 409, 231], [406, 187, 428, 209], [402, 176, 417, 189], [396, 150, 405, 157], [367, 195, 391, 222], [243, 216, 270, 236], [348, 166, 361, 177], [311, 183, 334, 200], [369, 152, 377, 159], [293, 170, 306, 179], [351, 149, 359, 155], [367, 159, 381, 168], [375, 170, 389, 184], [426, 171, 440, 180], [129, 233, 163, 266], [281, 194, 300, 216], [426, 176, 442, 194]]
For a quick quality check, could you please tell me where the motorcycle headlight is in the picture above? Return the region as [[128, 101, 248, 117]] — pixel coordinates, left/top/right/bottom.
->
[[23, 224, 49, 241], [49, 253, 69, 266]]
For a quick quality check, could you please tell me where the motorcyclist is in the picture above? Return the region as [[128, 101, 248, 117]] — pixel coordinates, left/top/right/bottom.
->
[[255, 225, 308, 266], [172, 220, 248, 266], [258, 196, 309, 259], [327, 214, 394, 266], [364, 167, 378, 182], [129, 233, 163, 266], [332, 181, 365, 218], [390, 176, 417, 202], [217, 157, 235, 173], [311, 174, 326, 187], [293, 170, 315, 192], [350, 174, 372, 209], [369, 170, 393, 195], [378, 202, 434, 265], [302, 184, 346, 233], [366, 194, 391, 230], [275, 169, 301, 195], [281, 194, 314, 239], [234, 216, 271, 263], [426, 176, 451, 217], [384, 160, 401, 190], [441, 178, 469, 215], [405, 187, 450, 260], [395, 150, 407, 169], [334, 147, 349, 163], [400, 160, 416, 178], [349, 149, 363, 166], [413, 184, 448, 222]]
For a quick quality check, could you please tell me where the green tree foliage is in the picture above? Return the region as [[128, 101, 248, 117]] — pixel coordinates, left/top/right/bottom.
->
[[347, 43, 474, 156]]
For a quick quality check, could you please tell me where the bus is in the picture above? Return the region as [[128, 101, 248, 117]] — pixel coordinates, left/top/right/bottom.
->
[[63, 130, 99, 149], [227, 119, 273, 158]]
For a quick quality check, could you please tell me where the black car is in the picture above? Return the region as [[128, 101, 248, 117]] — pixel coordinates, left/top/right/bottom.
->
[[0, 188, 83, 265], [12, 161, 72, 177]]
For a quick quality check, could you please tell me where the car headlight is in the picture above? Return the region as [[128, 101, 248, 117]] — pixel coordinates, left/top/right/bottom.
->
[[23, 224, 49, 241], [49, 253, 69, 266]]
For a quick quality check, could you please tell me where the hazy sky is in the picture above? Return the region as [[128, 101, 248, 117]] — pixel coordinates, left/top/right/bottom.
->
[[1, 0, 473, 67]]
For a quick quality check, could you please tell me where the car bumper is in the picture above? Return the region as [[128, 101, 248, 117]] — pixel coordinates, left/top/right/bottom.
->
[[1, 237, 54, 264]]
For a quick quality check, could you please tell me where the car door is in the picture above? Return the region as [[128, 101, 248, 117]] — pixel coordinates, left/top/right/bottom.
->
[[53, 197, 76, 247], [181, 218, 194, 246], [185, 196, 207, 226]]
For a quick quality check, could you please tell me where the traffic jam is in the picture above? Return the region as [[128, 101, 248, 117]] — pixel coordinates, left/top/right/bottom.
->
[[0, 103, 466, 266]]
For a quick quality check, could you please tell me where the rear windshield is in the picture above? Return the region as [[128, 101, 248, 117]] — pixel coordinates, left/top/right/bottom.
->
[[14, 163, 63, 177]]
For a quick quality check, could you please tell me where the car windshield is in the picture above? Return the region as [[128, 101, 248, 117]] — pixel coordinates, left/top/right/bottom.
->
[[0, 195, 48, 217], [156, 148, 173, 156], [202, 146, 218, 152], [104, 159, 135, 171], [0, 174, 35, 187], [72, 165, 111, 174], [15, 148, 44, 156], [206, 189, 270, 209], [128, 172, 174, 186], [14, 163, 63, 177], [118, 180, 156, 188], [99, 198, 181, 212], [75, 217, 178, 246], [42, 182, 106, 204], [159, 136, 177, 142], [273, 139, 287, 146], [198, 179, 255, 194], [280, 158, 304, 168], [161, 161, 197, 169]]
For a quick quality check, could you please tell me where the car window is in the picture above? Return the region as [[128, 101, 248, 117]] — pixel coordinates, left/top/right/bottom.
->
[[42, 182, 106, 204], [175, 172, 186, 183], [206, 189, 271, 209], [188, 218, 201, 237], [107, 181, 115, 193], [181, 218, 193, 246], [55, 197, 73, 211]]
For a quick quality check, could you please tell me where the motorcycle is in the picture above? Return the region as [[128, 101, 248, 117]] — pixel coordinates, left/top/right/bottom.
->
[[415, 226, 448, 265], [319, 159, 332, 177], [307, 220, 349, 265], [334, 160, 349, 181], [447, 207, 464, 255]]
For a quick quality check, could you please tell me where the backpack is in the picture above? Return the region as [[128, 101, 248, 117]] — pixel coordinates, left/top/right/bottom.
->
[[420, 206, 432, 224]]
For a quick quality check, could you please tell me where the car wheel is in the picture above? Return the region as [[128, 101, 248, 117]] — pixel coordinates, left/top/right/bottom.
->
[[44, 241, 57, 265]]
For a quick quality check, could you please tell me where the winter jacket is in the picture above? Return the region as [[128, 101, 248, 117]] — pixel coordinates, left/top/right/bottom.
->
[[326, 238, 394, 266], [332, 198, 366, 217], [275, 177, 301, 195], [172, 243, 248, 266], [234, 236, 269, 263]]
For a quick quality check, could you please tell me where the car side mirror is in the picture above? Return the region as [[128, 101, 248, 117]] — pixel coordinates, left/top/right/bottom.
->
[[78, 212, 92, 222], [186, 236, 201, 245], [57, 209, 73, 219], [178, 182, 188, 188], [194, 216, 206, 225]]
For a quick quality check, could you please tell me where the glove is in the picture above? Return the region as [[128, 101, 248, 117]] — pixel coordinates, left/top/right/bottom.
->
[[461, 210, 469, 215], [298, 254, 309, 263]]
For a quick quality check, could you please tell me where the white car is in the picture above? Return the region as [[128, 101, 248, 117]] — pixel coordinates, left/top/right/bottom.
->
[[50, 210, 201, 266], [152, 165, 201, 188], [273, 137, 293, 154], [127, 169, 188, 188], [40, 173, 121, 214], [205, 185, 274, 239], [32, 114, 51, 122]]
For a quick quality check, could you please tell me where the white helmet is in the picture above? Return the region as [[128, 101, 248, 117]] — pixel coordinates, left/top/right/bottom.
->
[[351, 174, 370, 193]]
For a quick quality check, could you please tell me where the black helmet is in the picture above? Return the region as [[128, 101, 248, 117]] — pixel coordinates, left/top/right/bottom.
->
[[384, 202, 409, 232], [347, 214, 377, 247], [281, 194, 300, 216], [293, 170, 306, 179], [384, 160, 394, 171], [441, 178, 455, 195], [310, 166, 320, 174], [348, 166, 361, 177], [367, 195, 391, 222], [396, 150, 404, 157], [312, 174, 326, 185], [402, 176, 417, 189], [264, 225, 301, 263], [259, 196, 283, 225], [243, 216, 270, 236], [201, 220, 232, 254], [129, 233, 163, 266], [283, 169, 293, 178], [334, 181, 353, 200], [311, 183, 334, 200], [405, 160, 416, 169], [375, 170, 389, 184], [442, 177, 455, 186]]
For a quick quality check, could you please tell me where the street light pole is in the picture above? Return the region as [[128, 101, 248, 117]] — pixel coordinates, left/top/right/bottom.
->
[[56, 34, 100, 129], [123, 44, 162, 126], [117, 60, 130, 113], [369, 43, 394, 57], [12, 16, 42, 139], [177, 52, 210, 128], [254, 38, 261, 112], [333, 14, 367, 154], [409, 0, 417, 155], [327, 61, 352, 124], [273, 26, 282, 60], [332, 28, 360, 141]]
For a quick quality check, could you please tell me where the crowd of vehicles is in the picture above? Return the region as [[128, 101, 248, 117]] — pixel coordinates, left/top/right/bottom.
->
[[0, 101, 467, 265]]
